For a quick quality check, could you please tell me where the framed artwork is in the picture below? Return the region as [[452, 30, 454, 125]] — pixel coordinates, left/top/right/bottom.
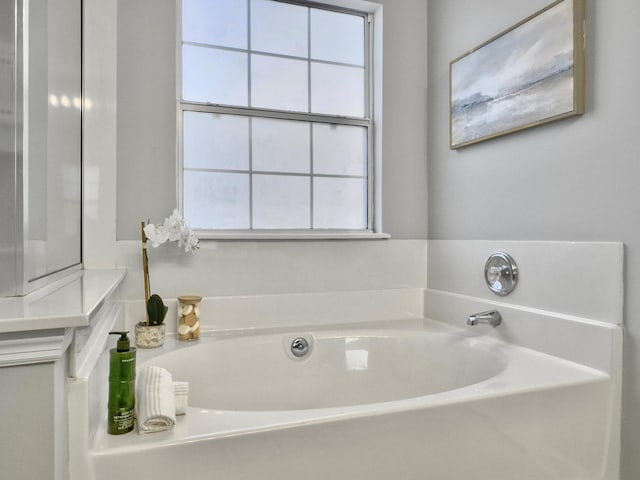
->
[[450, 0, 585, 149]]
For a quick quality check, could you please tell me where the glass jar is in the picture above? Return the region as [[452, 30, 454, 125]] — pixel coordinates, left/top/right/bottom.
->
[[177, 295, 202, 341]]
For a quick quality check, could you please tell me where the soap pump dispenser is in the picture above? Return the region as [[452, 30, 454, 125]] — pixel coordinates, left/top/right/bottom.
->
[[108, 331, 136, 435]]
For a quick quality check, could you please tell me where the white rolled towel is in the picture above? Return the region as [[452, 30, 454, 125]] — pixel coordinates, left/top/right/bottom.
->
[[136, 366, 176, 434], [173, 381, 189, 415]]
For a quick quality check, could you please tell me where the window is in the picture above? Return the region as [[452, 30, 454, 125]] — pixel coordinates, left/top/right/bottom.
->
[[179, 0, 382, 238]]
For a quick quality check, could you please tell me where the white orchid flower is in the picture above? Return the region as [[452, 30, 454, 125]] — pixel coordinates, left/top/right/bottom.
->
[[143, 209, 199, 253]]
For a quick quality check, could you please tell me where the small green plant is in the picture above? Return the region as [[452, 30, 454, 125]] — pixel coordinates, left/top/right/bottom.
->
[[146, 294, 168, 326]]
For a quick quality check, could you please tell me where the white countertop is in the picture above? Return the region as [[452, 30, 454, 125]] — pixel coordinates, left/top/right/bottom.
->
[[0, 269, 127, 333]]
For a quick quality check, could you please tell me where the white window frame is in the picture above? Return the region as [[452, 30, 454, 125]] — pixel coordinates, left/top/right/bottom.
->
[[176, 0, 386, 240]]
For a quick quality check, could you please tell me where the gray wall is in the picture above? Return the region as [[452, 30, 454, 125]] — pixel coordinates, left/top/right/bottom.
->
[[116, 0, 428, 240], [116, 0, 177, 237], [427, 1, 640, 478]]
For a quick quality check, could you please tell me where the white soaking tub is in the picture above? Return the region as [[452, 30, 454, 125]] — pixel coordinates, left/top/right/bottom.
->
[[89, 323, 615, 480], [141, 330, 507, 410]]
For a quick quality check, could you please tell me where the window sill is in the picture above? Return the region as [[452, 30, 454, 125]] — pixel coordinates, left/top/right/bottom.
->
[[194, 231, 391, 241]]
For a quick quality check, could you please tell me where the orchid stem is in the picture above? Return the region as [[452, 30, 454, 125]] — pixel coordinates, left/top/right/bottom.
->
[[141, 221, 151, 325]]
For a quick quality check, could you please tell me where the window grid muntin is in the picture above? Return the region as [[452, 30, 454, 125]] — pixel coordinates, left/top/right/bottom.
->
[[309, 121, 314, 227], [179, 0, 373, 232], [182, 41, 367, 70], [307, 7, 312, 114], [247, 0, 253, 230], [180, 103, 370, 135], [248, 108, 254, 227], [183, 167, 367, 181]]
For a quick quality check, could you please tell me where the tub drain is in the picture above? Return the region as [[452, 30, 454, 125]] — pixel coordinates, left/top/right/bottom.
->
[[291, 337, 310, 357]]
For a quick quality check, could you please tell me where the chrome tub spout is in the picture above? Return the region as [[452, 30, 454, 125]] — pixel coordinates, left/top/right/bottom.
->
[[467, 310, 502, 327]]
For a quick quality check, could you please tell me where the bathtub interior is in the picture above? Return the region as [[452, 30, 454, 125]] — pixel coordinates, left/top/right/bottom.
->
[[143, 329, 508, 410]]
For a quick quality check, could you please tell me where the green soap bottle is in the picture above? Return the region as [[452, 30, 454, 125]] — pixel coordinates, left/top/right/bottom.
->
[[107, 331, 136, 435]]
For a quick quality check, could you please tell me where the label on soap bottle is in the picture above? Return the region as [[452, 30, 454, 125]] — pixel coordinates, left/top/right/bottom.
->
[[111, 408, 135, 433]]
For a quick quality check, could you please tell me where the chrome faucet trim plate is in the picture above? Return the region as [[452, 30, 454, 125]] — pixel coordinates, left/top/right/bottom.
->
[[485, 252, 518, 296]]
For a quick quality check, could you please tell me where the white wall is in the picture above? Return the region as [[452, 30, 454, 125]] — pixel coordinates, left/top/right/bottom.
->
[[427, 1, 640, 478], [116, 239, 427, 302]]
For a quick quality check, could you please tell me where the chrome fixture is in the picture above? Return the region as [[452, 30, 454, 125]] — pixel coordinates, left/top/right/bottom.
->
[[467, 310, 502, 327], [484, 252, 518, 296], [291, 337, 310, 357]]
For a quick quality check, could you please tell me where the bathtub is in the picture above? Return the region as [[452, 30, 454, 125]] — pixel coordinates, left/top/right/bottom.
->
[[89, 322, 613, 480], [137, 329, 507, 410]]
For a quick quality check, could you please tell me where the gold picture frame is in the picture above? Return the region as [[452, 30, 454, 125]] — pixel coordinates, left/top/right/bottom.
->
[[450, 0, 585, 149]]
